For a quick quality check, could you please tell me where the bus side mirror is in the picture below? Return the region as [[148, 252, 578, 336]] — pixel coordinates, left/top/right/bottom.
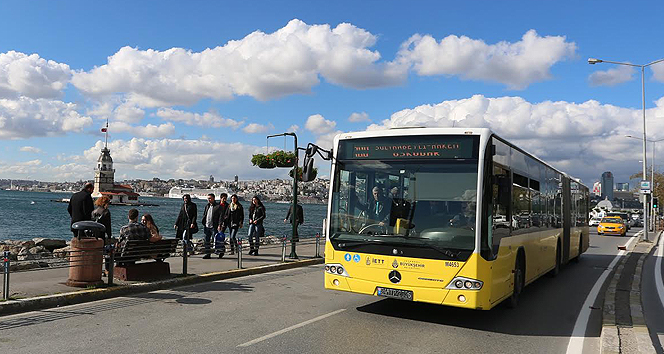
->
[[302, 157, 315, 182]]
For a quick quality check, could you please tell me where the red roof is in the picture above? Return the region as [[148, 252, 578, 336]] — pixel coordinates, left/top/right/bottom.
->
[[101, 191, 140, 197]]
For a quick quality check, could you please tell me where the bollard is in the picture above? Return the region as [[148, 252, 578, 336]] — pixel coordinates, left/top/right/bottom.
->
[[2, 251, 9, 300], [237, 239, 243, 269], [281, 236, 287, 263], [315, 233, 321, 258], [107, 244, 115, 286], [182, 231, 188, 276]]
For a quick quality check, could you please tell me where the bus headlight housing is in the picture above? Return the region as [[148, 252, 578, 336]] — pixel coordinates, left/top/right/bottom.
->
[[446, 277, 483, 290], [325, 263, 349, 277]]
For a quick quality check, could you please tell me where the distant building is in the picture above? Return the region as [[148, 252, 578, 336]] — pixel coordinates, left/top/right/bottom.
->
[[91, 124, 139, 204], [234, 175, 239, 184], [615, 182, 629, 191], [209, 175, 214, 183], [592, 181, 601, 196], [601, 172, 614, 201]]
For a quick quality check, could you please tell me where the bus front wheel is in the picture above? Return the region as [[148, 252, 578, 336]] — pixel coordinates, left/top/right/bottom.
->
[[547, 243, 561, 277], [507, 253, 525, 309]]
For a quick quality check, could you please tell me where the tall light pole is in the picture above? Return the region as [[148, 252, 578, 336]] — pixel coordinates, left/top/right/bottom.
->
[[589, 57, 664, 241], [626, 135, 664, 230]]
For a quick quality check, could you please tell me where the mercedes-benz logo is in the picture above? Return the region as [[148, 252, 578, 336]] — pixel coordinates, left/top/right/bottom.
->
[[388, 270, 401, 284]]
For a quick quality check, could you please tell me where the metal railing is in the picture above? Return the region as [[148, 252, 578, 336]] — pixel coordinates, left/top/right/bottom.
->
[[1, 234, 324, 301]]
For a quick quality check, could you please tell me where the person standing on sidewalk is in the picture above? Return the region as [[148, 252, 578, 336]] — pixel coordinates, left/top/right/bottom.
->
[[91, 195, 112, 242], [216, 193, 230, 258], [174, 194, 197, 251], [224, 194, 244, 255], [67, 182, 94, 238], [248, 196, 266, 256], [284, 202, 304, 242], [201, 193, 221, 259]]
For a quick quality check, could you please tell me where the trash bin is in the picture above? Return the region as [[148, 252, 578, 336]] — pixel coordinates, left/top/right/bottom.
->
[[67, 221, 105, 287]]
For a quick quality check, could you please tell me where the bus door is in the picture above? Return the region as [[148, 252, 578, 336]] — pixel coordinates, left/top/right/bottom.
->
[[562, 176, 571, 264]]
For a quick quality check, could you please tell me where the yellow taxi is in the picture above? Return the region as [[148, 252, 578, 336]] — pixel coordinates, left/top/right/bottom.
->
[[597, 216, 627, 236]]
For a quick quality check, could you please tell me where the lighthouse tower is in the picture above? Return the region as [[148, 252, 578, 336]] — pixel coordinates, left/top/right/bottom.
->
[[91, 120, 139, 204], [93, 146, 115, 195]]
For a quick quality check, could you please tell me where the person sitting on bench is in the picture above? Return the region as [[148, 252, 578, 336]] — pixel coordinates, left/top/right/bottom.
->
[[120, 209, 150, 242]]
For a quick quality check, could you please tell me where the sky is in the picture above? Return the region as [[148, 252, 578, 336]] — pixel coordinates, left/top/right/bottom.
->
[[1, 0, 664, 188]]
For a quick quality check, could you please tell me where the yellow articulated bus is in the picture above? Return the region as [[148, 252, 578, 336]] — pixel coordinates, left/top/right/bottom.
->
[[323, 128, 589, 310]]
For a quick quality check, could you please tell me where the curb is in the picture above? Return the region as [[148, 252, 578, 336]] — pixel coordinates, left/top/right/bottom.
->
[[600, 231, 660, 354], [0, 258, 323, 316]]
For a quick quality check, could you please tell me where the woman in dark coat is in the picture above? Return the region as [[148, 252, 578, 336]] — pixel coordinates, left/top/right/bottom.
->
[[224, 194, 244, 255], [174, 194, 197, 242], [91, 195, 112, 242], [247, 195, 266, 255]]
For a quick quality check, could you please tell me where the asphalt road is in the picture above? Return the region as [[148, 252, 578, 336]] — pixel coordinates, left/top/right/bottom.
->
[[0, 230, 641, 354]]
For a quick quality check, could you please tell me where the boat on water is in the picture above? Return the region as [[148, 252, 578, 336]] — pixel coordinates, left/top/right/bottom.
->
[[168, 186, 230, 200]]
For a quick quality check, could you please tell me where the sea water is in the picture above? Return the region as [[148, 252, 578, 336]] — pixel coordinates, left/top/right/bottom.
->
[[0, 190, 327, 241]]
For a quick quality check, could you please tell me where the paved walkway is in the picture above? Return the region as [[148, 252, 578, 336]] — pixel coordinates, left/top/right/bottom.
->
[[601, 231, 661, 354], [3, 240, 322, 300]]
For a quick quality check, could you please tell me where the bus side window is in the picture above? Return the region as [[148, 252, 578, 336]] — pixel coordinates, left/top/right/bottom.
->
[[491, 165, 510, 256]]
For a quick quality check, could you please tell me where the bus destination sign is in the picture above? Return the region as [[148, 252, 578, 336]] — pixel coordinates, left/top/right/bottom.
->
[[340, 136, 477, 160]]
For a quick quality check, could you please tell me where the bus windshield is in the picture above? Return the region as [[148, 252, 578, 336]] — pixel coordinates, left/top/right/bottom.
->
[[330, 158, 479, 261]]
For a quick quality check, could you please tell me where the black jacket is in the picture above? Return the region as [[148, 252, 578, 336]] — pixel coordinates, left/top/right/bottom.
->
[[175, 202, 197, 230], [224, 203, 244, 229], [68, 189, 94, 231], [217, 202, 229, 230], [91, 206, 112, 239], [202, 202, 221, 229], [285, 204, 304, 225], [249, 204, 266, 226]]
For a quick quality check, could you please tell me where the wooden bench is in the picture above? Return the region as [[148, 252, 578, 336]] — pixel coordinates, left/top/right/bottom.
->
[[111, 239, 179, 281]]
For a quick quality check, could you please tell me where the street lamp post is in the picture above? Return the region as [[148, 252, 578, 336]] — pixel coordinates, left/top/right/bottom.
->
[[625, 135, 664, 231], [589, 57, 664, 241]]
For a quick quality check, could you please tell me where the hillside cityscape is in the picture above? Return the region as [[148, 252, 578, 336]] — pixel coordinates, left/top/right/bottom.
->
[[0, 177, 330, 204]]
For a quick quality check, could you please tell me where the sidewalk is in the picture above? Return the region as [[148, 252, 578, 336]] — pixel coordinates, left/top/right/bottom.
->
[[1, 240, 323, 315], [601, 231, 661, 354]]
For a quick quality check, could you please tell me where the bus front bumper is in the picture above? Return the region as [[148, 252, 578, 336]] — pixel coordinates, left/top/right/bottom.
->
[[324, 273, 490, 310]]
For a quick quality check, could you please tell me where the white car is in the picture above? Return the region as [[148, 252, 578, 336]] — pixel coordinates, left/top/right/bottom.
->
[[589, 217, 601, 227]]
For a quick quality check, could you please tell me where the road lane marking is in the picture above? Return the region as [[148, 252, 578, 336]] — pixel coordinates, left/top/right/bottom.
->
[[655, 231, 664, 309], [565, 233, 639, 354], [237, 309, 346, 347]]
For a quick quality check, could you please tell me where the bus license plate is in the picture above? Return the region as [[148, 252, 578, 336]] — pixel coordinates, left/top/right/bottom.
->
[[376, 287, 413, 301]]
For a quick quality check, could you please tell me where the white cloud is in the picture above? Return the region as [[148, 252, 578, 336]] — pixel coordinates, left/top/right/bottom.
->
[[588, 65, 634, 86], [0, 51, 72, 99], [19, 146, 43, 153], [304, 114, 342, 149], [81, 138, 292, 180], [288, 124, 299, 132], [111, 121, 175, 138], [369, 94, 664, 184], [0, 97, 92, 139], [0, 159, 89, 181], [71, 19, 406, 104], [156, 108, 243, 129], [649, 61, 664, 83], [396, 30, 576, 89], [348, 111, 370, 122], [242, 123, 273, 134], [305, 114, 336, 134]]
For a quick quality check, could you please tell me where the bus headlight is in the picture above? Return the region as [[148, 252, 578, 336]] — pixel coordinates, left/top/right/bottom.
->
[[325, 263, 349, 277], [447, 277, 483, 290]]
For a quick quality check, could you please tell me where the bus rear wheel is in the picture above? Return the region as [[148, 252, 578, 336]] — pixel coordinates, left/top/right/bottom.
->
[[507, 254, 524, 308]]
